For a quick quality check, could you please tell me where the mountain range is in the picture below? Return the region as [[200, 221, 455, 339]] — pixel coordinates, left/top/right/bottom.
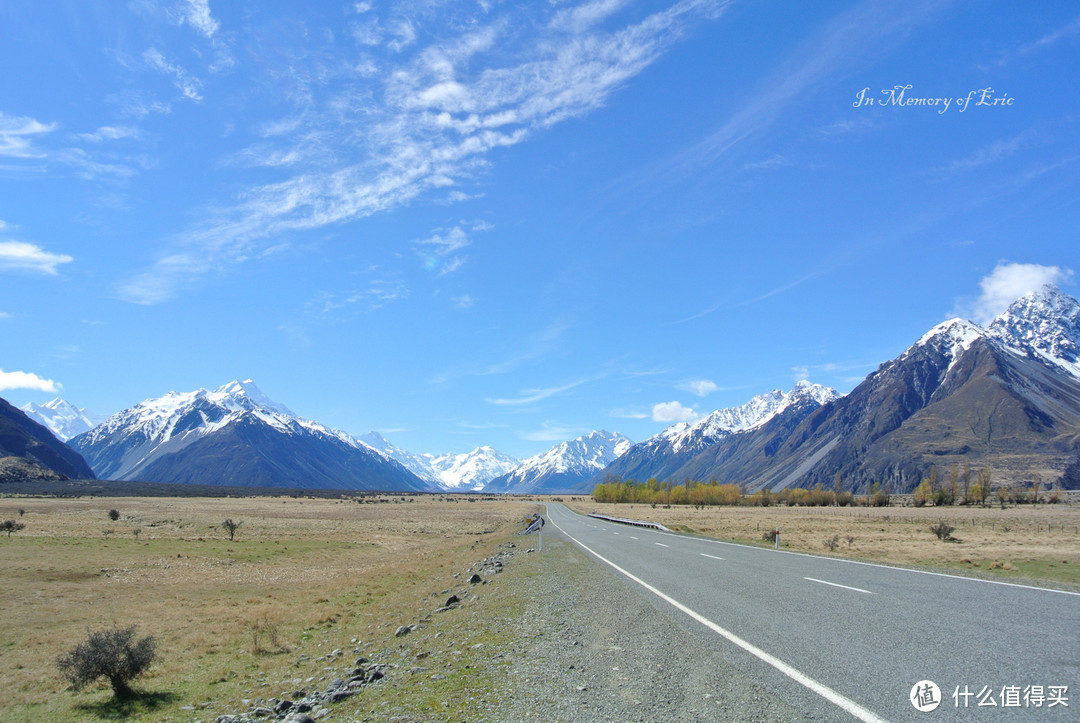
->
[[5, 285, 1079, 494], [0, 397, 95, 482], [485, 430, 633, 494], [68, 380, 428, 491], [590, 285, 1080, 493], [20, 398, 105, 442]]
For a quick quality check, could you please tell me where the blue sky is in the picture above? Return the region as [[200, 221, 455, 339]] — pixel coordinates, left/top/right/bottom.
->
[[2, 0, 1078, 459]]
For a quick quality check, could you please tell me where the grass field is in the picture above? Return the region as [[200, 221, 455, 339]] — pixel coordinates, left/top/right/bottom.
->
[[4, 493, 1078, 721], [565, 497, 1080, 588], [0, 494, 538, 722]]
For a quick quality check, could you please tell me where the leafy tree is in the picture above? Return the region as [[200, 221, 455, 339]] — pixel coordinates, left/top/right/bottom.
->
[[57, 626, 157, 698], [913, 480, 933, 507], [1, 520, 26, 537]]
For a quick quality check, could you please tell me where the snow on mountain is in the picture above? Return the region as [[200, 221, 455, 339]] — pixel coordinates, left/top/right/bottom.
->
[[986, 284, 1080, 378], [909, 318, 986, 375], [484, 430, 633, 494], [423, 446, 521, 491], [355, 433, 520, 490], [70, 380, 428, 490], [650, 382, 841, 456], [355, 431, 442, 483], [19, 398, 107, 442]]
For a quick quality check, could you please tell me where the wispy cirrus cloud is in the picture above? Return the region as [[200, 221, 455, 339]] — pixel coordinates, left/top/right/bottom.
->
[[143, 48, 204, 101], [520, 420, 593, 442], [117, 0, 728, 303], [0, 113, 56, 158], [647, 0, 947, 181], [486, 379, 587, 406], [677, 379, 718, 397]]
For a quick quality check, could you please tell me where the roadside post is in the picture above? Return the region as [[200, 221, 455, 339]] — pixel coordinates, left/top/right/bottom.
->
[[774, 527, 780, 550]]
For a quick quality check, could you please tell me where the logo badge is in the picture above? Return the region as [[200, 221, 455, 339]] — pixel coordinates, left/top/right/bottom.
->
[[910, 680, 942, 712]]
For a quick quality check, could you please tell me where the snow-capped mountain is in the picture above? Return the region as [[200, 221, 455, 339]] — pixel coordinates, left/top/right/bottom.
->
[[355, 433, 519, 490], [424, 446, 521, 490], [355, 431, 440, 482], [669, 285, 1080, 493], [986, 284, 1080, 378], [19, 398, 107, 442], [597, 382, 840, 485], [485, 430, 633, 494], [1, 396, 96, 481], [69, 380, 429, 491]]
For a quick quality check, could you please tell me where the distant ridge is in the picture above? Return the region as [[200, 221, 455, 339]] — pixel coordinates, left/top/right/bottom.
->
[[70, 380, 429, 491]]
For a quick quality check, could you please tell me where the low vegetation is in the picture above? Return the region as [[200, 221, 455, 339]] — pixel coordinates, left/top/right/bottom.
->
[[0, 494, 533, 721], [570, 497, 1080, 588], [57, 626, 157, 698]]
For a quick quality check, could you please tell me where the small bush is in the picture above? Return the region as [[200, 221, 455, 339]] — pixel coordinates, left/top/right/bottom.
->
[[1, 520, 26, 537], [57, 626, 157, 698], [930, 522, 955, 541], [823, 535, 839, 552], [108, 509, 120, 521], [221, 518, 241, 541], [762, 529, 778, 544]]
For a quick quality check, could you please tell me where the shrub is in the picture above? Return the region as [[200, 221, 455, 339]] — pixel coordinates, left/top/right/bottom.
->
[[762, 529, 778, 544], [1, 520, 26, 537], [108, 509, 120, 521], [823, 535, 839, 552], [57, 626, 157, 698], [221, 518, 241, 541], [930, 522, 955, 541]]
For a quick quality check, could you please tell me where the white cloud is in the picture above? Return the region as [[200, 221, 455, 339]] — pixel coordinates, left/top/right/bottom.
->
[[74, 126, 140, 143], [179, 0, 219, 39], [0, 113, 56, 158], [118, 0, 727, 302], [609, 407, 649, 419], [520, 420, 591, 442], [487, 380, 586, 406], [451, 294, 474, 309], [678, 379, 718, 397], [652, 400, 697, 422], [0, 369, 61, 394], [143, 48, 203, 101], [0, 241, 74, 275], [969, 262, 1074, 325]]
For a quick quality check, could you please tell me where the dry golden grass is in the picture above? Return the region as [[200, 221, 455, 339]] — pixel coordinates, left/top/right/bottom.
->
[[0, 494, 536, 722], [565, 498, 1080, 587]]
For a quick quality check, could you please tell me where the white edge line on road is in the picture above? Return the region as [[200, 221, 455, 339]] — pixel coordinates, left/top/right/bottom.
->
[[654, 542, 668, 547], [700, 553, 725, 561], [642, 523, 1080, 598], [805, 577, 873, 595], [548, 515, 887, 723]]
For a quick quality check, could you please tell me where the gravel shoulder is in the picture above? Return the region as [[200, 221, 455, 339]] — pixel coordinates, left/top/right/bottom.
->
[[481, 536, 811, 722]]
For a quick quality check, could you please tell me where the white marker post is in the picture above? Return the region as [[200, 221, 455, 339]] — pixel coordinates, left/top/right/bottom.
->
[[774, 528, 780, 550]]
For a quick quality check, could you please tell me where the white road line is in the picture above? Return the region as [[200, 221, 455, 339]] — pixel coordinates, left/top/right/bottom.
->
[[700, 553, 725, 561], [613, 531, 620, 535], [548, 516, 886, 723], [805, 577, 873, 595], [639, 522, 1080, 598], [655, 542, 669, 547], [630, 536, 639, 540]]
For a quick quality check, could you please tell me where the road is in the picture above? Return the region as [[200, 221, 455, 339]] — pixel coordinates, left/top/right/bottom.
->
[[542, 502, 1079, 721]]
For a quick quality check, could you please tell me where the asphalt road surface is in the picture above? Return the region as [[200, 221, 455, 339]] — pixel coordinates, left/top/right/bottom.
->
[[542, 502, 1079, 721]]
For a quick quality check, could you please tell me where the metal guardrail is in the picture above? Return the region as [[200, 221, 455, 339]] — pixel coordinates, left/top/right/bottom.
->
[[587, 512, 671, 532]]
